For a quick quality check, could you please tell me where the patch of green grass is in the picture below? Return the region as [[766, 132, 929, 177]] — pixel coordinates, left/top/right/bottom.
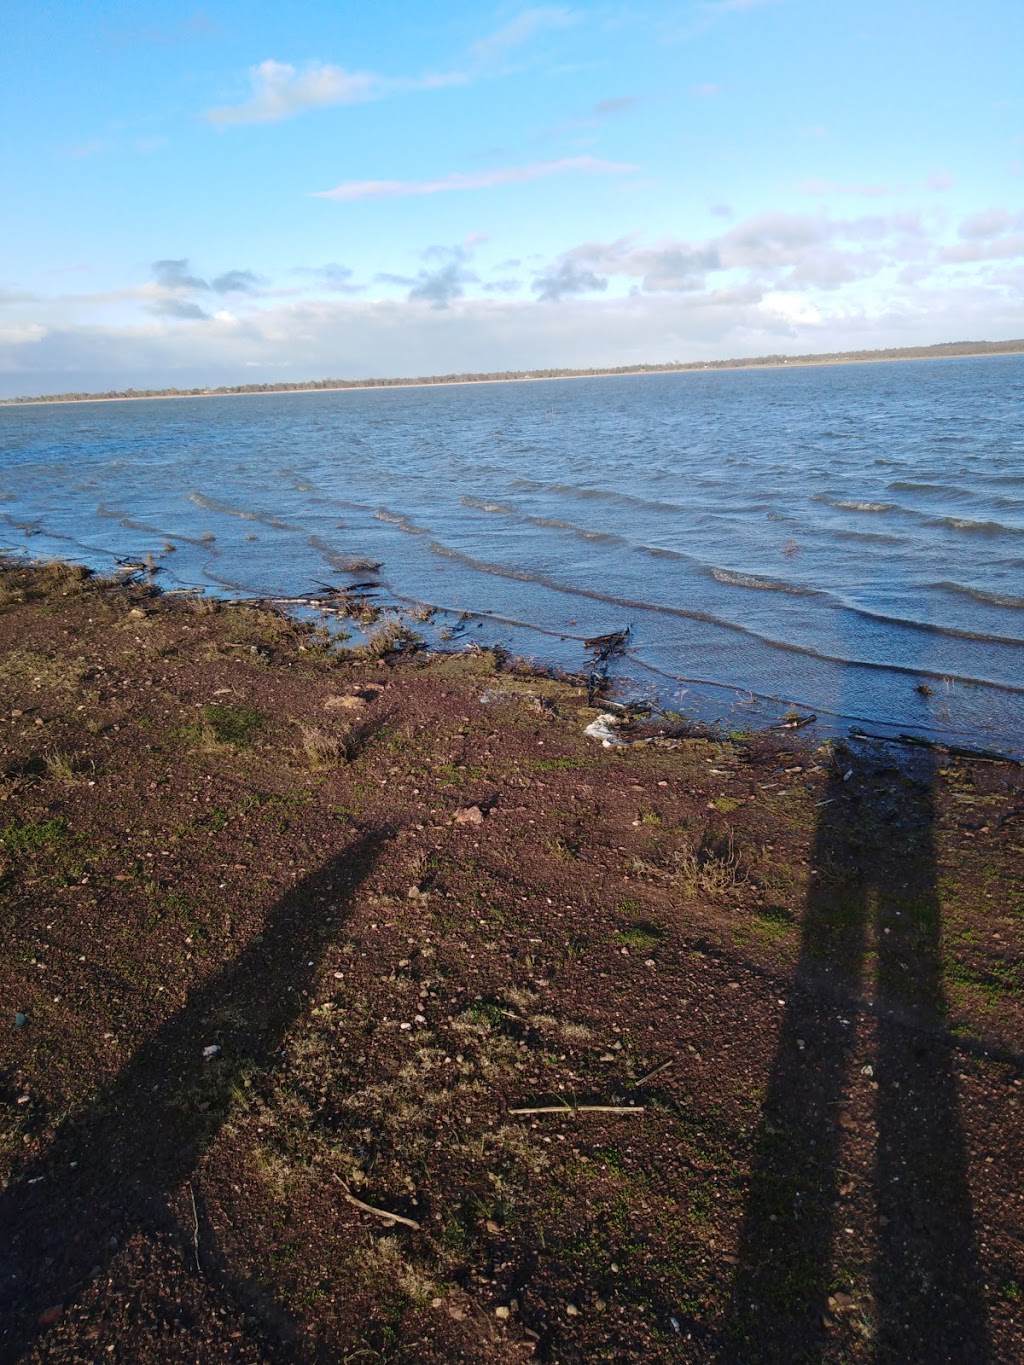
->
[[186, 702, 266, 749], [532, 755, 590, 772], [434, 762, 488, 787], [1, 817, 67, 853], [0, 647, 86, 692], [945, 957, 1024, 1005], [466, 1000, 507, 1029], [0, 818, 100, 886], [751, 904, 796, 941], [713, 796, 741, 813], [615, 922, 665, 951]]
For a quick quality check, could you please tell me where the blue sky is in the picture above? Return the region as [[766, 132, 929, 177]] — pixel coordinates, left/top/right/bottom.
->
[[1, 0, 1022, 395]]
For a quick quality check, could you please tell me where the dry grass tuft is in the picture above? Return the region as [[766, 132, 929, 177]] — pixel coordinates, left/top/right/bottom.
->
[[503, 987, 537, 1014], [37, 560, 91, 597], [673, 828, 746, 897], [0, 574, 25, 611], [355, 617, 419, 660], [184, 593, 218, 616], [360, 1236, 437, 1304], [44, 751, 79, 783], [297, 723, 348, 770]]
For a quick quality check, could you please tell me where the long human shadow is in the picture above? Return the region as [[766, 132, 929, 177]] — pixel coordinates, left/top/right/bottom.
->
[[725, 747, 989, 1362], [0, 824, 389, 1362]]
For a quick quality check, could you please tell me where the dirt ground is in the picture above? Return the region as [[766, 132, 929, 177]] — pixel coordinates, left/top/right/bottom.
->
[[0, 561, 1022, 1363]]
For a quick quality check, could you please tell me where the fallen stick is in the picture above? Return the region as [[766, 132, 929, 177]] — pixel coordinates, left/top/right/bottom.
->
[[334, 1176, 421, 1230], [187, 1181, 201, 1273], [510, 1104, 646, 1116], [634, 1058, 674, 1087]]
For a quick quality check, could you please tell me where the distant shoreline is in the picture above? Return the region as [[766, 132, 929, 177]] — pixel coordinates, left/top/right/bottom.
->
[[2, 338, 1023, 408]]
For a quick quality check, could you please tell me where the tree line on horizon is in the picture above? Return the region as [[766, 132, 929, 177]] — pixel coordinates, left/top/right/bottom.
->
[[3, 338, 1022, 406]]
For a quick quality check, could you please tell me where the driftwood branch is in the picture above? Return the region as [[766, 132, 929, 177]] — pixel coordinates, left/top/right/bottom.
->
[[334, 1176, 421, 1230]]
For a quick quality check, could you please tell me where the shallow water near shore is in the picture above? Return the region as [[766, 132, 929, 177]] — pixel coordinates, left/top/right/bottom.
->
[[2, 355, 1023, 754]]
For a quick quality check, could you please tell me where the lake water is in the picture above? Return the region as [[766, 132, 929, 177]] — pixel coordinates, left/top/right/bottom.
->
[[2, 356, 1023, 755]]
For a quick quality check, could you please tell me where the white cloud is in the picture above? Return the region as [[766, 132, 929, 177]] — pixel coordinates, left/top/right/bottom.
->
[[758, 292, 822, 325], [940, 235, 1024, 264], [527, 212, 936, 300], [667, 0, 786, 43], [958, 209, 1023, 240], [312, 156, 638, 202], [376, 245, 479, 309], [533, 261, 609, 301], [470, 7, 578, 66], [206, 59, 465, 127], [294, 263, 362, 293], [206, 10, 584, 128], [796, 179, 897, 197], [926, 170, 954, 191], [0, 322, 47, 346], [593, 96, 639, 116], [536, 237, 720, 296], [143, 258, 261, 319], [718, 213, 827, 268]]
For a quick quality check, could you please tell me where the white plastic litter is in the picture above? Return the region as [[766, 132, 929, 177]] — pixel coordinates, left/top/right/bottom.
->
[[584, 713, 628, 747]]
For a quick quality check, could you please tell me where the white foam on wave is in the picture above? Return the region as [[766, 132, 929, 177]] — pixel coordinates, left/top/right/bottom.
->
[[710, 567, 818, 596]]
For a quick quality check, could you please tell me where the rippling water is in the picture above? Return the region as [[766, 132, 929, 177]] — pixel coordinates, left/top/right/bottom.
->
[[2, 356, 1023, 754]]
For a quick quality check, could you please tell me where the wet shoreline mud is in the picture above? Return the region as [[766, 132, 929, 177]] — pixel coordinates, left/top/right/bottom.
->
[[1, 560, 1023, 1361]]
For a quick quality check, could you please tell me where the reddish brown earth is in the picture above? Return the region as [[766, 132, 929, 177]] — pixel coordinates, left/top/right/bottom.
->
[[0, 561, 1022, 1363]]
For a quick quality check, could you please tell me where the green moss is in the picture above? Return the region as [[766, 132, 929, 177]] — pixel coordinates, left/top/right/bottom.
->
[[750, 904, 796, 941], [1, 817, 67, 852]]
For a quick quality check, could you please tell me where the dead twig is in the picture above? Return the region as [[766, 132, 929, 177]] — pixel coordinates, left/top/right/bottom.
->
[[634, 1058, 674, 1087], [187, 1180, 201, 1273], [334, 1176, 421, 1230], [510, 1104, 646, 1116]]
